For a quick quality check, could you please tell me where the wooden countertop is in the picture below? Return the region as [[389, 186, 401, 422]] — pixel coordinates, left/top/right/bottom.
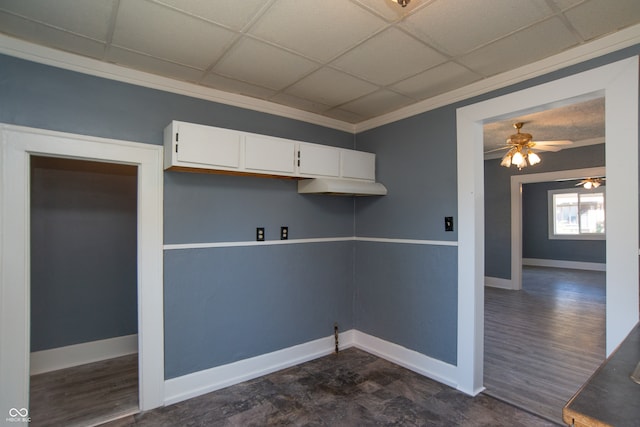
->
[[563, 323, 640, 427]]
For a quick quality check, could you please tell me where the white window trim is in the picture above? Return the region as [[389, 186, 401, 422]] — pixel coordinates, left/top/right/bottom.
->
[[548, 187, 606, 240]]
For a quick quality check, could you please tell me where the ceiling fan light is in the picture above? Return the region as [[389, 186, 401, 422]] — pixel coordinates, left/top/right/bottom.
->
[[511, 151, 524, 166], [391, 0, 410, 6], [527, 151, 541, 165], [500, 153, 512, 167], [583, 181, 593, 189], [592, 181, 601, 188]]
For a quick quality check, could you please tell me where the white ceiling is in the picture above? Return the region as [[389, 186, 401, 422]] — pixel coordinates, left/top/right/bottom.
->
[[0, 0, 639, 127]]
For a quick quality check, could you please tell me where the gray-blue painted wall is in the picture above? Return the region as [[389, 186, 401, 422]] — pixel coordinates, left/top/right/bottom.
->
[[30, 159, 138, 351], [1, 54, 355, 378], [485, 144, 605, 279], [522, 179, 606, 264]]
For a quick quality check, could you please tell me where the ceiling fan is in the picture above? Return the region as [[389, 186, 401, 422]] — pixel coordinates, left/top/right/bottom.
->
[[575, 177, 605, 189], [486, 122, 573, 169]]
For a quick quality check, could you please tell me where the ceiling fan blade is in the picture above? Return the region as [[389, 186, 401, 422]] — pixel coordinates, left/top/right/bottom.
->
[[533, 145, 563, 152], [534, 140, 573, 146], [484, 146, 511, 154]]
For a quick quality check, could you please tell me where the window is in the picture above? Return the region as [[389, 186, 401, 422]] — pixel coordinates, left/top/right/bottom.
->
[[548, 187, 605, 240]]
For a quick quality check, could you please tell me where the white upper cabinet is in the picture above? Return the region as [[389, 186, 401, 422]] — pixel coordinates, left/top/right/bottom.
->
[[341, 149, 375, 181], [163, 121, 380, 187], [172, 121, 241, 169], [298, 144, 340, 177], [245, 134, 296, 174]]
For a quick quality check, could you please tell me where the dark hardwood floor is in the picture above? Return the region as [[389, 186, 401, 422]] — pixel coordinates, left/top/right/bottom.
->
[[484, 266, 606, 424], [29, 353, 139, 427]]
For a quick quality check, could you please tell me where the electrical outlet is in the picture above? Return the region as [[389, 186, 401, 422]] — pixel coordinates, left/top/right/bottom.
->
[[256, 227, 265, 241], [280, 226, 288, 240], [445, 216, 454, 232]]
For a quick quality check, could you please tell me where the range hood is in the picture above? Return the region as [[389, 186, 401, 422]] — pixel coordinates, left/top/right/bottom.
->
[[298, 178, 387, 196]]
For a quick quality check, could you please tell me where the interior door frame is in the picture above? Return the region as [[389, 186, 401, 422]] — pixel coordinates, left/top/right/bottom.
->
[[511, 166, 607, 290], [456, 57, 639, 395], [0, 124, 165, 416]]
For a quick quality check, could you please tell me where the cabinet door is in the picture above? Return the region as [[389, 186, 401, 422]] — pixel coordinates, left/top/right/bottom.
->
[[299, 143, 340, 177], [245, 135, 296, 174], [176, 123, 241, 169], [341, 149, 375, 180]]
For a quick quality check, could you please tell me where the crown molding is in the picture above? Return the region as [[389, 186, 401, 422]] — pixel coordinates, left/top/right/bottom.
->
[[0, 34, 356, 134], [1, 22, 639, 136], [355, 23, 640, 133]]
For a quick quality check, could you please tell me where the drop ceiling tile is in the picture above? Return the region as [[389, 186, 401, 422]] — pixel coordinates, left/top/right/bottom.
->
[[331, 27, 448, 86], [152, 0, 268, 31], [457, 17, 580, 77], [269, 92, 331, 114], [213, 38, 318, 91], [0, 11, 106, 59], [200, 73, 277, 100], [249, 0, 386, 62], [112, 0, 237, 70], [548, 0, 584, 11], [391, 62, 482, 100], [106, 46, 205, 83], [340, 89, 415, 117], [0, 0, 115, 40], [284, 67, 378, 107], [563, 0, 640, 41], [402, 0, 554, 56]]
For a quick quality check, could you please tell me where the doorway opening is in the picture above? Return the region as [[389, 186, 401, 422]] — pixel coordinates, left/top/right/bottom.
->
[[455, 57, 639, 396], [483, 163, 607, 422], [28, 156, 139, 425], [0, 124, 164, 419]]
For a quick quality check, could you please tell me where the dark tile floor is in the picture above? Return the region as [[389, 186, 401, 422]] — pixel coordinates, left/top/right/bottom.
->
[[105, 348, 555, 426]]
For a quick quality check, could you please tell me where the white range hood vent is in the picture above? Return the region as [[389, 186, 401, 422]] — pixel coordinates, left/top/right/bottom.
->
[[298, 178, 387, 196]]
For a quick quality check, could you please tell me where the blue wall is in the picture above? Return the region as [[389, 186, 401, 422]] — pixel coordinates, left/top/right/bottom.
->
[[1, 54, 355, 378], [30, 157, 138, 351], [522, 179, 606, 264], [354, 108, 459, 364], [485, 144, 605, 279]]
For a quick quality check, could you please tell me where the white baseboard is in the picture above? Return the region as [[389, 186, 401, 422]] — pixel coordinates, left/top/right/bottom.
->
[[351, 330, 458, 390], [484, 276, 515, 290], [522, 258, 606, 271], [165, 329, 460, 406], [30, 334, 138, 375], [164, 330, 356, 405]]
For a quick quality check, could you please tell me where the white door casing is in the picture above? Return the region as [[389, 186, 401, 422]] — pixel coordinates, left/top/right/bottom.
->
[[456, 57, 639, 395], [0, 124, 165, 416]]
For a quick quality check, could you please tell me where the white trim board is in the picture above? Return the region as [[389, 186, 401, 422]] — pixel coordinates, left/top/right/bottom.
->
[[164, 329, 458, 407], [0, 124, 165, 415], [522, 258, 606, 272], [1, 23, 640, 134], [456, 57, 639, 399], [164, 330, 356, 405], [30, 334, 138, 375], [352, 331, 458, 390], [164, 236, 458, 250], [484, 277, 514, 290]]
